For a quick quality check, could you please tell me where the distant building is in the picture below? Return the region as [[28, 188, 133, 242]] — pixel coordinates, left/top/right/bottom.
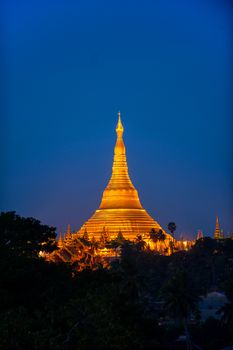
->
[[214, 216, 224, 239]]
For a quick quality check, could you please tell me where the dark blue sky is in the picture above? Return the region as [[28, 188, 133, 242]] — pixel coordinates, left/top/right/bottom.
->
[[2, 0, 232, 239]]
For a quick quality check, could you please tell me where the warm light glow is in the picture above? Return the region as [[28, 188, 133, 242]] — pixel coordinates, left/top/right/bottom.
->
[[39, 250, 47, 257], [76, 113, 172, 247]]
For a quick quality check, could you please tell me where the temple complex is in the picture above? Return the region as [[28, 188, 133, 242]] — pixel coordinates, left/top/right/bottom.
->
[[77, 112, 171, 244]]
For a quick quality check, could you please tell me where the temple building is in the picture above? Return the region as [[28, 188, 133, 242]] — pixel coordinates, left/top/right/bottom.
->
[[77, 112, 171, 244], [48, 229, 100, 270]]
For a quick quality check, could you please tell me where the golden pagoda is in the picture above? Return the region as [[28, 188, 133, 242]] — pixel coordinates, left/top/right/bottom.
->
[[214, 215, 223, 239], [78, 112, 170, 242]]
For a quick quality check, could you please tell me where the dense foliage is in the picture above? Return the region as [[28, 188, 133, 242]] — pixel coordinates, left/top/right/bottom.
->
[[0, 211, 56, 257], [0, 212, 233, 349]]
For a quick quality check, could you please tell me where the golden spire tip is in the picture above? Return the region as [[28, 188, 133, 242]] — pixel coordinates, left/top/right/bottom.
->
[[116, 111, 124, 134]]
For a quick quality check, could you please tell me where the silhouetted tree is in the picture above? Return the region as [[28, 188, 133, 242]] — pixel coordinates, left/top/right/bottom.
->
[[108, 231, 126, 255], [149, 228, 157, 243], [168, 222, 176, 253], [220, 277, 233, 341], [135, 235, 146, 251], [161, 270, 200, 350], [149, 229, 166, 244], [0, 211, 56, 258]]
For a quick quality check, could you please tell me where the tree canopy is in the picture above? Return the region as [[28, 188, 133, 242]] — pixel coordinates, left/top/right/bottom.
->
[[0, 212, 233, 349], [0, 211, 56, 258]]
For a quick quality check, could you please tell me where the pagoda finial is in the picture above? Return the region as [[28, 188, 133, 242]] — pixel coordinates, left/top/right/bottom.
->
[[116, 111, 124, 137], [58, 232, 63, 248], [66, 224, 72, 239]]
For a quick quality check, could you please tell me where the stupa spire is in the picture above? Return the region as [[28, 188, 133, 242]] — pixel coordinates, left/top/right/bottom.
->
[[65, 224, 72, 242], [99, 112, 142, 209], [214, 215, 221, 239], [58, 232, 63, 248]]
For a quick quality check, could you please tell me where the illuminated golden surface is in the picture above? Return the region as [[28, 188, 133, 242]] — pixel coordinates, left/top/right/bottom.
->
[[78, 112, 170, 241], [214, 215, 222, 239]]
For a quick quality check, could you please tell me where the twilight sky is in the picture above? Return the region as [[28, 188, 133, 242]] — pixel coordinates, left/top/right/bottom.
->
[[2, 0, 232, 239]]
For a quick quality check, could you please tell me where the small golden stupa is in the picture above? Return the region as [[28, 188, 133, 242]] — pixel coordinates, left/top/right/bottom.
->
[[78, 112, 168, 241], [214, 216, 223, 239]]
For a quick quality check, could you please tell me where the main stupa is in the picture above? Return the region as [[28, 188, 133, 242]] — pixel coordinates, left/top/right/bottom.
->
[[78, 112, 168, 241]]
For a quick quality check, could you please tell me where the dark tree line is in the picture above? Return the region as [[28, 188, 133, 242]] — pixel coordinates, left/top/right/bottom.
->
[[0, 211, 233, 350]]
